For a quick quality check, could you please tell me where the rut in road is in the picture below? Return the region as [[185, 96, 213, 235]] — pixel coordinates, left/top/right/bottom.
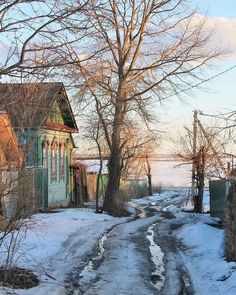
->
[[65, 192, 194, 295], [64, 205, 158, 295], [151, 210, 194, 295]]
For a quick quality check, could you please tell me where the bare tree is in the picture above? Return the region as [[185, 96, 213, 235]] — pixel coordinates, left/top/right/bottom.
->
[[120, 127, 157, 196], [176, 123, 227, 212], [0, 2, 92, 287], [82, 115, 107, 213], [0, 0, 89, 79], [64, 0, 221, 214], [82, 108, 157, 211], [122, 142, 157, 197]]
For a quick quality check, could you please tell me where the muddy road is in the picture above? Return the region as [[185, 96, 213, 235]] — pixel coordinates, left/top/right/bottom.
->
[[65, 190, 196, 295]]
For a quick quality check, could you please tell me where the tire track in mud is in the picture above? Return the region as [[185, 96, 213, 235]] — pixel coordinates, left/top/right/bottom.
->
[[64, 206, 158, 295], [151, 212, 194, 295], [64, 215, 140, 295], [64, 191, 194, 295], [145, 193, 195, 295]]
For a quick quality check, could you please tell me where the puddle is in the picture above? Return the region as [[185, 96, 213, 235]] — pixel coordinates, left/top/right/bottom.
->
[[146, 223, 165, 291], [178, 267, 192, 295], [78, 235, 107, 290], [138, 206, 148, 218]]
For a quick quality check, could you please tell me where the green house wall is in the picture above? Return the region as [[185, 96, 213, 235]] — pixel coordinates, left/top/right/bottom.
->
[[48, 101, 65, 124], [17, 129, 75, 206], [38, 129, 74, 206]]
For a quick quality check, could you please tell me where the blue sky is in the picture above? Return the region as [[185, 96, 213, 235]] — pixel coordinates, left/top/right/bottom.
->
[[0, 1, 235, 153], [158, 0, 236, 152], [199, 0, 236, 18]]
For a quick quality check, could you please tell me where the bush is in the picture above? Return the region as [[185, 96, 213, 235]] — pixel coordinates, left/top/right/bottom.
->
[[0, 267, 39, 289]]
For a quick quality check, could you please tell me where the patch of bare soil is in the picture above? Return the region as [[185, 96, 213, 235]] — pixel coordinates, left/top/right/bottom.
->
[[0, 267, 39, 289]]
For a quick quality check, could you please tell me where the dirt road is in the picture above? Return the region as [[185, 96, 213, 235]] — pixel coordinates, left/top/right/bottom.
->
[[65, 190, 196, 295]]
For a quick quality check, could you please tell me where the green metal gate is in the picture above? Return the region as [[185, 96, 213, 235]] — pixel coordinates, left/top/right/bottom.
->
[[209, 179, 229, 220]]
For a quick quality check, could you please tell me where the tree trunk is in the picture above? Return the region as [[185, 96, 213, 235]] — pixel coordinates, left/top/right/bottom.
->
[[95, 143, 103, 213], [103, 147, 121, 213], [194, 173, 204, 213], [103, 146, 122, 213], [194, 146, 205, 213], [103, 89, 125, 214], [146, 155, 152, 196]]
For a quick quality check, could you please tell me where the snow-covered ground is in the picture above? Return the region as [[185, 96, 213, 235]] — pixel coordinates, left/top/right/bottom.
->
[[132, 189, 236, 295], [0, 189, 235, 295], [178, 221, 235, 295], [0, 209, 129, 295]]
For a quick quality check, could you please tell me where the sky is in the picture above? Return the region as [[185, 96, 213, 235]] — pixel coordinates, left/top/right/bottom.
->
[[0, 1, 235, 155], [158, 0, 236, 152]]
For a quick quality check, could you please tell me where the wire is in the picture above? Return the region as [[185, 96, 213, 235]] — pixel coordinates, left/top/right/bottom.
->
[[199, 112, 236, 122], [162, 65, 236, 100]]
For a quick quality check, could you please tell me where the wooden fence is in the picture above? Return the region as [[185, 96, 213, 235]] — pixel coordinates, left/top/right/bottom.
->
[[0, 167, 48, 218]]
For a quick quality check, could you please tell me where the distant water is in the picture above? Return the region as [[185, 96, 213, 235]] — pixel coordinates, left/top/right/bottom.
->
[[150, 160, 192, 187]]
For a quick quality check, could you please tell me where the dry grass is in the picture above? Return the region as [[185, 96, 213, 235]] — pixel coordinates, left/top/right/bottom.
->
[[0, 267, 39, 289]]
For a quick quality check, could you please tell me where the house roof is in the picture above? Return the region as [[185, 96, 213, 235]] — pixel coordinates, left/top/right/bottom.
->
[[0, 111, 23, 168], [76, 159, 108, 174], [0, 82, 78, 132], [44, 121, 78, 133]]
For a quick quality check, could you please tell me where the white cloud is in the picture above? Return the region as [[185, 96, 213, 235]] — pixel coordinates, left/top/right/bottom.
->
[[204, 15, 236, 58]]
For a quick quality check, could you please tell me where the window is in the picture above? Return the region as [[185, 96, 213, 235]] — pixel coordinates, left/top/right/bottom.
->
[[59, 144, 65, 182], [42, 140, 49, 168], [51, 141, 58, 182]]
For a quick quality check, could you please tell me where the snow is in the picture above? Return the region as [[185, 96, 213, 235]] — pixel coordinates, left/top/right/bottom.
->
[[178, 221, 236, 295], [129, 189, 187, 206], [0, 208, 128, 295], [146, 223, 165, 291], [0, 189, 236, 295], [131, 189, 236, 295], [83, 214, 161, 295]]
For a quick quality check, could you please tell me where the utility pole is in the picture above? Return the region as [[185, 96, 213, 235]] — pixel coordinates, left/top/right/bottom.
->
[[191, 110, 198, 198]]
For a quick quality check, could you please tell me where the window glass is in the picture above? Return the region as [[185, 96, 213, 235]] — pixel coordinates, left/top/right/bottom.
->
[[42, 141, 49, 168], [51, 141, 58, 182], [59, 144, 65, 182]]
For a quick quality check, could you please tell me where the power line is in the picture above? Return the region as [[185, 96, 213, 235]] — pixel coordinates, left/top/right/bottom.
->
[[163, 65, 236, 100], [198, 112, 236, 122]]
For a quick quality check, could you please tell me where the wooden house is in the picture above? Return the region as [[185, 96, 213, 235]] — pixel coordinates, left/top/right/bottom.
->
[[0, 112, 23, 217], [0, 112, 23, 170], [0, 83, 78, 207]]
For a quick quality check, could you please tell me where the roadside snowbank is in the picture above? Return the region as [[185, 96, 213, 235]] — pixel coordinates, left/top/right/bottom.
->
[[178, 220, 236, 295], [0, 208, 127, 295], [0, 190, 235, 295]]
